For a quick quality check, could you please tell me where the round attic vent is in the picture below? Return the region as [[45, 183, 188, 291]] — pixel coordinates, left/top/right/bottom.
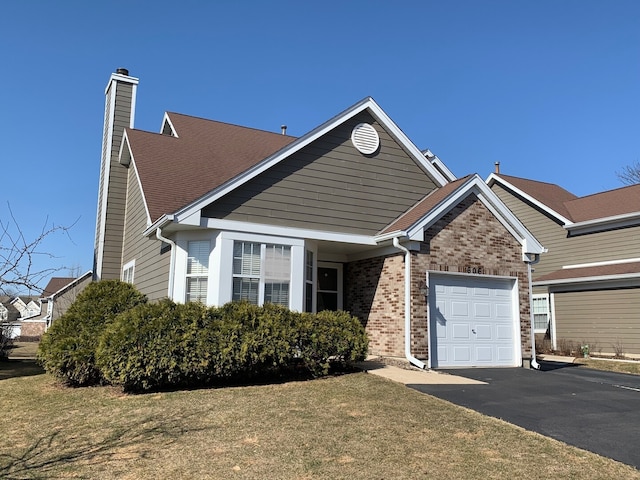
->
[[351, 123, 380, 154]]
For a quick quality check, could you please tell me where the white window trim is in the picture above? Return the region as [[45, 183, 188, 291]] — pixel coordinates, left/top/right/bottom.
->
[[219, 232, 304, 311], [122, 259, 136, 284], [185, 240, 210, 304], [532, 293, 550, 334]]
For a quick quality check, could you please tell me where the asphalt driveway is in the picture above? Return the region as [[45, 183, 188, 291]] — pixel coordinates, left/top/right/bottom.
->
[[409, 361, 640, 469]]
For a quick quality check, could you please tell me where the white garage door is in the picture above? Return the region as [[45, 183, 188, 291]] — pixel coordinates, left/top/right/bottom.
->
[[429, 273, 518, 368]]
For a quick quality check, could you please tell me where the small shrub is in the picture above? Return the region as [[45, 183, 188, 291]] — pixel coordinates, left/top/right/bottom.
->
[[612, 339, 625, 359], [297, 310, 369, 376], [555, 338, 575, 357], [37, 280, 147, 386]]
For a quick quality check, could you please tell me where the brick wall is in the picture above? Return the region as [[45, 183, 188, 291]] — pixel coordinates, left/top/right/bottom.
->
[[346, 194, 531, 363], [19, 321, 45, 339]]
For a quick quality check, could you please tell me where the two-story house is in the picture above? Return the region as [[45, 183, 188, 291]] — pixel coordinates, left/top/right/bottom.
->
[[488, 172, 640, 357]]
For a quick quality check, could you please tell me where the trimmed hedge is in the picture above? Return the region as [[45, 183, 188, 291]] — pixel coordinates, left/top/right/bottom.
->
[[37, 280, 147, 386], [97, 301, 368, 392]]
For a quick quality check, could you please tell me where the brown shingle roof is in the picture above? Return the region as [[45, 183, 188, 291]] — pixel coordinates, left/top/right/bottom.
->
[[534, 261, 640, 283], [496, 174, 640, 223], [129, 113, 296, 222], [379, 176, 471, 235], [42, 277, 76, 297], [496, 174, 577, 220], [564, 183, 640, 222]]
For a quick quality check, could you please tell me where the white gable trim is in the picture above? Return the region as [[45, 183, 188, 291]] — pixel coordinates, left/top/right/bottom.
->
[[161, 112, 178, 137], [118, 131, 153, 227], [486, 173, 573, 226], [565, 211, 640, 235], [172, 97, 449, 224], [382, 175, 545, 257]]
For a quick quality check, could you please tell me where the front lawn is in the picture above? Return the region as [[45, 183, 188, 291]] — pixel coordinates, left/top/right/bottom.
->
[[1, 365, 638, 479]]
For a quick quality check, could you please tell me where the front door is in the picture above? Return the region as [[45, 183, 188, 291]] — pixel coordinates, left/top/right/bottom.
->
[[317, 262, 343, 311]]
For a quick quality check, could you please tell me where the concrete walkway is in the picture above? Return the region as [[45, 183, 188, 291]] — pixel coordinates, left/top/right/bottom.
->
[[353, 357, 486, 385]]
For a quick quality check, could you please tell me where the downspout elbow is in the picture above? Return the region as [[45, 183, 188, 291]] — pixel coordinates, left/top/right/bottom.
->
[[392, 237, 426, 370]]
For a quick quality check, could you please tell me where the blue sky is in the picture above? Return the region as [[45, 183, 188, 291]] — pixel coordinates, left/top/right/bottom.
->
[[1, 1, 638, 292]]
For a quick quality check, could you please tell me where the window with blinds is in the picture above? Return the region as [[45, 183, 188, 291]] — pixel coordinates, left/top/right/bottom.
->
[[532, 294, 550, 332], [232, 241, 291, 306], [186, 240, 209, 303]]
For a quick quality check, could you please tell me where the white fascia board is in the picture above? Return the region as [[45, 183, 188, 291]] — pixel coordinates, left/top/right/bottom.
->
[[202, 218, 377, 246], [50, 271, 93, 298], [118, 131, 133, 166], [121, 143, 152, 228], [565, 212, 640, 235], [142, 214, 175, 237], [160, 112, 178, 136], [173, 97, 448, 224], [534, 272, 640, 288], [486, 173, 573, 226], [563, 258, 640, 269], [423, 150, 457, 182], [405, 175, 545, 255]]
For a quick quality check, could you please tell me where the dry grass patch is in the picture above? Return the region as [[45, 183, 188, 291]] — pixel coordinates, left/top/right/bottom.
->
[[0, 368, 638, 479], [575, 358, 640, 375]]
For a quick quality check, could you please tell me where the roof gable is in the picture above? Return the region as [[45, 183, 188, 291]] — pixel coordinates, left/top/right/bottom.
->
[[161, 98, 449, 229], [378, 174, 545, 257], [487, 174, 640, 233], [125, 113, 296, 223]]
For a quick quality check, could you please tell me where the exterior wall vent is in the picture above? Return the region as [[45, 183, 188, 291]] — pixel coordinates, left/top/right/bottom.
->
[[351, 123, 380, 154]]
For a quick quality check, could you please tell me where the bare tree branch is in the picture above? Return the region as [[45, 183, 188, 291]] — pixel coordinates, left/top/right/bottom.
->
[[0, 203, 76, 295], [616, 160, 640, 186]]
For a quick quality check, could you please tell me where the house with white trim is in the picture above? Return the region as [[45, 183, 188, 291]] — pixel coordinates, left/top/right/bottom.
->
[[93, 68, 545, 368], [488, 172, 640, 357]]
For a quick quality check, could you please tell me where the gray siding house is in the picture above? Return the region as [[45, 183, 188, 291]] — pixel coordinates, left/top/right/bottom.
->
[[488, 173, 640, 357], [94, 68, 545, 369]]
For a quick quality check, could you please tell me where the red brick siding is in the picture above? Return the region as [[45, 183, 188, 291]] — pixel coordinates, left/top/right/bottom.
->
[[346, 194, 531, 363], [19, 321, 45, 338]]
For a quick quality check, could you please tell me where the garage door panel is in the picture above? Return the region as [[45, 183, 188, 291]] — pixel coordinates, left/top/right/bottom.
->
[[451, 301, 469, 317], [429, 273, 517, 368], [476, 346, 493, 362], [453, 346, 471, 362], [475, 303, 491, 317], [475, 324, 492, 339]]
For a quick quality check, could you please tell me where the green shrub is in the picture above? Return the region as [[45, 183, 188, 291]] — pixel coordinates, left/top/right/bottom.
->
[[97, 300, 369, 392], [97, 300, 218, 391], [37, 280, 147, 386], [297, 310, 369, 376]]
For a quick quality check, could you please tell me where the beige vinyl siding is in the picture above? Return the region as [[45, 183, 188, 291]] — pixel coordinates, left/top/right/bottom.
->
[[97, 81, 135, 280], [121, 167, 170, 301], [203, 112, 438, 235], [492, 183, 640, 278], [554, 288, 640, 355]]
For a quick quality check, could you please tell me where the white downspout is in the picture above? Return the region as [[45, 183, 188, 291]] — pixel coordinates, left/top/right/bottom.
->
[[392, 237, 426, 369], [527, 254, 541, 370], [156, 228, 176, 300]]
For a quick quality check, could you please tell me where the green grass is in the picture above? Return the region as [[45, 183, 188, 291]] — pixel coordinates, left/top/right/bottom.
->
[[1, 362, 638, 479]]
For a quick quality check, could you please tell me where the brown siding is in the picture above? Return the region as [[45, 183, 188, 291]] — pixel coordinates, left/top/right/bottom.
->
[[51, 275, 93, 323], [121, 168, 170, 301], [492, 183, 640, 278], [554, 288, 640, 355], [346, 195, 530, 363], [96, 81, 134, 280], [203, 112, 438, 235]]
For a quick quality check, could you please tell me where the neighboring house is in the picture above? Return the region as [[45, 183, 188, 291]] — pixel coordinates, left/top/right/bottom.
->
[[488, 172, 640, 357], [41, 272, 93, 327], [0, 296, 43, 339], [93, 68, 544, 368]]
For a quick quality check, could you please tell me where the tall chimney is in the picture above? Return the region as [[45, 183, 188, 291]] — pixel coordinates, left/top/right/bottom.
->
[[494, 161, 500, 174], [94, 68, 139, 280]]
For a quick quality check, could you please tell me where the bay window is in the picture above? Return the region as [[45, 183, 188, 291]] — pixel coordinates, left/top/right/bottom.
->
[[186, 240, 209, 303], [233, 241, 291, 306]]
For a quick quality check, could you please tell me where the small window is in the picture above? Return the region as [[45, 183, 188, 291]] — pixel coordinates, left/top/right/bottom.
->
[[532, 294, 550, 333], [122, 260, 135, 284], [186, 241, 209, 303], [0, 305, 7, 321]]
